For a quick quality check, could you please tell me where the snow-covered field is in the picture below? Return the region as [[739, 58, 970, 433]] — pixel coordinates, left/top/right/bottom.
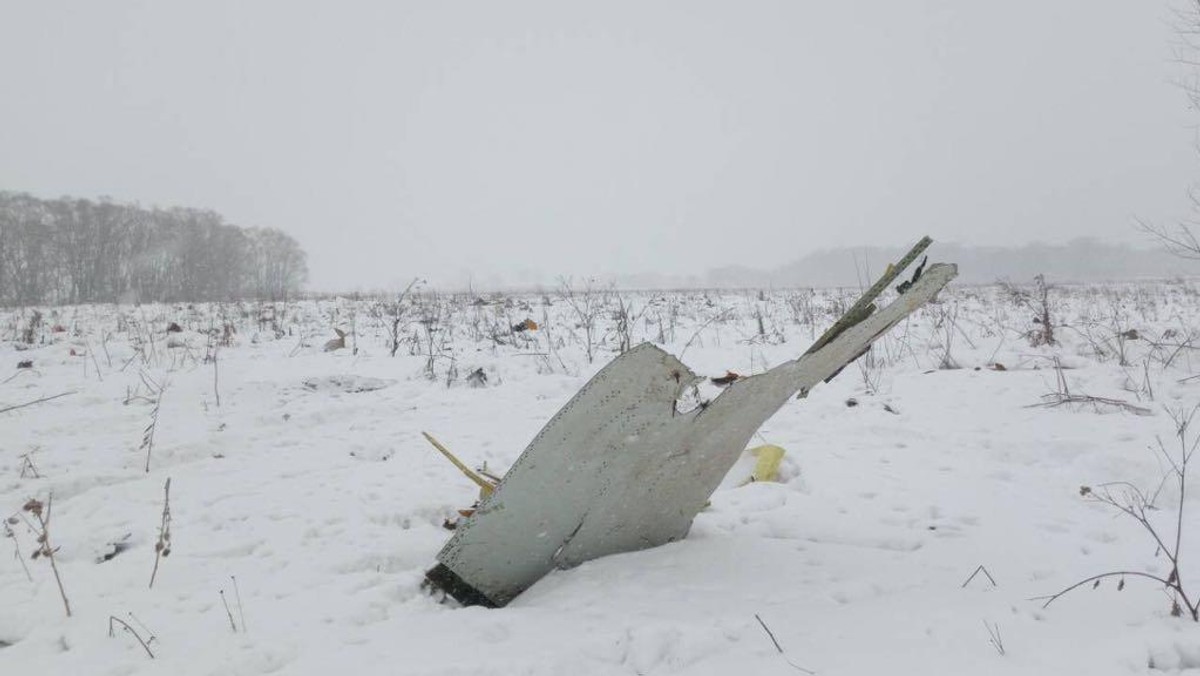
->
[[3, 280, 1200, 675]]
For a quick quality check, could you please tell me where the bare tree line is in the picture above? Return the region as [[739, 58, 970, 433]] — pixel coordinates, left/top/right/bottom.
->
[[0, 191, 307, 306]]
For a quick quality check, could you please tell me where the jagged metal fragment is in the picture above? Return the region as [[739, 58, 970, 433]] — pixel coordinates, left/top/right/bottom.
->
[[429, 261, 958, 607]]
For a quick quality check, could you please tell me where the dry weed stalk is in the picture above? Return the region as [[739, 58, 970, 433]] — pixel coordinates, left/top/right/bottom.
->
[[386, 277, 421, 357], [23, 496, 71, 617], [754, 613, 815, 674], [148, 478, 172, 589], [219, 589, 238, 633], [1001, 274, 1057, 347], [961, 564, 998, 588], [108, 616, 155, 659], [1029, 358, 1152, 416], [18, 449, 40, 479], [0, 390, 77, 415], [3, 516, 33, 582], [231, 575, 246, 632], [140, 375, 167, 473], [983, 621, 1005, 656], [1038, 406, 1200, 621]]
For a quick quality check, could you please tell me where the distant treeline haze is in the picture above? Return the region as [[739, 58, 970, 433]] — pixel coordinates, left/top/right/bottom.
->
[[0, 192, 307, 305]]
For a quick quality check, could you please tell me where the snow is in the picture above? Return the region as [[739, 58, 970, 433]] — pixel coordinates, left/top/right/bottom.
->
[[2, 283, 1200, 675]]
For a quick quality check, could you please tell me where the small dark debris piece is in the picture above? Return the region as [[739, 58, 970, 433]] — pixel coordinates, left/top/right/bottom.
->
[[710, 371, 741, 387], [467, 367, 488, 388], [895, 256, 928, 294], [1120, 329, 1140, 341], [166, 322, 183, 333], [990, 363, 1007, 371], [16, 360, 32, 369], [96, 534, 133, 563], [845, 397, 859, 408], [882, 403, 899, 415]]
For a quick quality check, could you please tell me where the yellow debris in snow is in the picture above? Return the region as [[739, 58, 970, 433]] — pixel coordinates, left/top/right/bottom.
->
[[747, 444, 786, 483]]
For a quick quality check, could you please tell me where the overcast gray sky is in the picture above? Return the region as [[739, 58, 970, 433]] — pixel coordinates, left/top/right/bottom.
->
[[1, 1, 1197, 290]]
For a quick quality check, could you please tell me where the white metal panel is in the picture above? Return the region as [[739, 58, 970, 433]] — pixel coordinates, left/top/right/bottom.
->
[[434, 263, 957, 606]]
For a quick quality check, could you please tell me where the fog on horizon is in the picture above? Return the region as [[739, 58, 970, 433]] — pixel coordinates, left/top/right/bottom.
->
[[1, 1, 1198, 292]]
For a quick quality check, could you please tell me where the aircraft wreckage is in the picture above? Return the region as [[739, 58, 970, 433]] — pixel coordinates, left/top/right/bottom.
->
[[426, 237, 957, 607]]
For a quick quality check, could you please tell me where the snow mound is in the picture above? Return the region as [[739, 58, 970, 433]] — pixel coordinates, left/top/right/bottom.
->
[[300, 375, 394, 394]]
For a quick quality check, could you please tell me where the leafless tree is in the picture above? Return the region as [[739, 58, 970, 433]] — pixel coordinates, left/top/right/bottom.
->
[[556, 276, 606, 364], [0, 191, 308, 306], [1139, 2, 1200, 261]]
